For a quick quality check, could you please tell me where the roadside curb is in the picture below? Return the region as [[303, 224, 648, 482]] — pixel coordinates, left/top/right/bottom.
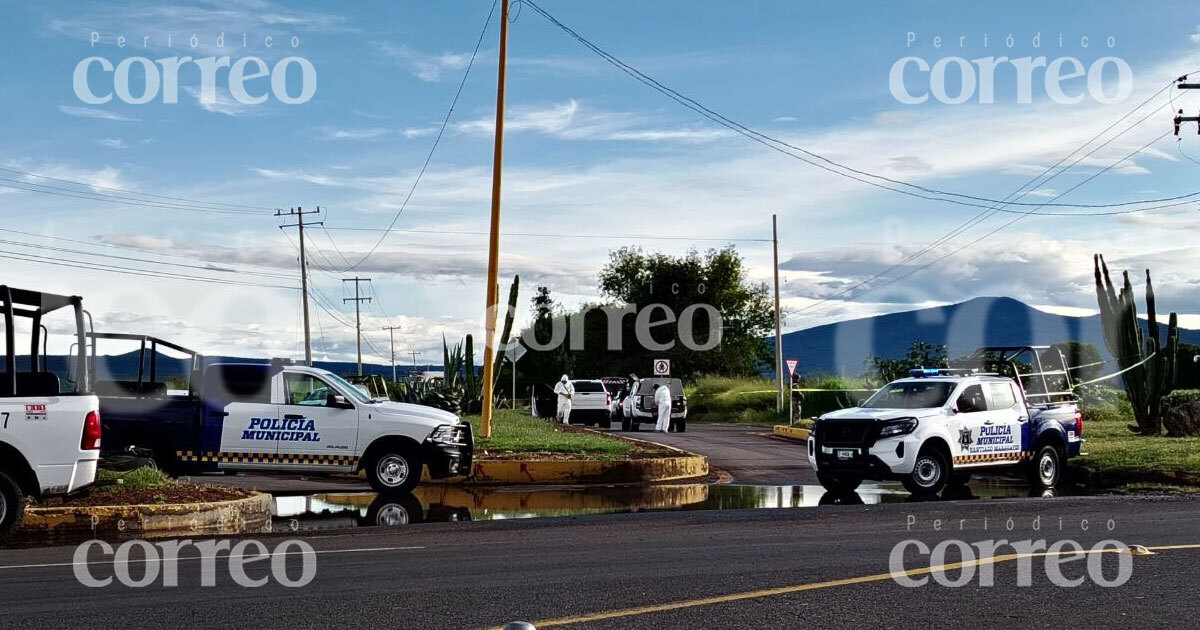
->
[[772, 425, 810, 442], [423, 453, 709, 485], [1073, 465, 1200, 489], [22, 492, 272, 538]]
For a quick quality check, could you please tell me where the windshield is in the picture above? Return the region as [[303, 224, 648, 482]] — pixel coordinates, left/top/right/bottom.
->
[[322, 371, 374, 405], [862, 381, 956, 409]]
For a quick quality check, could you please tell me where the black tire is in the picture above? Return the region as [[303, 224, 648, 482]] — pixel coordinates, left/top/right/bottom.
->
[[1029, 444, 1062, 490], [817, 472, 862, 493], [631, 419, 641, 432], [366, 448, 422, 493], [584, 415, 596, 427], [620, 416, 631, 431], [599, 413, 612, 429], [675, 418, 687, 433], [363, 492, 425, 527], [0, 469, 26, 546], [903, 447, 950, 495], [950, 471, 972, 486]]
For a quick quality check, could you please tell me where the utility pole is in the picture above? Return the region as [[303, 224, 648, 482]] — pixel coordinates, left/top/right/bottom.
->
[[408, 349, 421, 368], [772, 214, 784, 414], [1174, 75, 1200, 135], [382, 325, 402, 383], [276, 206, 322, 366], [479, 0, 510, 439], [342, 277, 372, 376]]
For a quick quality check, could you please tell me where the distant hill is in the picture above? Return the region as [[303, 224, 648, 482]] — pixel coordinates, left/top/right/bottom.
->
[[775, 296, 1200, 377]]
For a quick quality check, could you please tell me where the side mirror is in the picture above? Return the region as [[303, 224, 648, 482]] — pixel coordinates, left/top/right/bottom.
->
[[956, 397, 977, 413], [327, 393, 352, 408]]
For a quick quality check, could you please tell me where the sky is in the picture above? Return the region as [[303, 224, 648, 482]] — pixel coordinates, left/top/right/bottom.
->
[[4, 0, 1200, 366]]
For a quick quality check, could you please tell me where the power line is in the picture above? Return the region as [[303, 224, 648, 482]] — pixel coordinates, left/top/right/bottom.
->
[[521, 0, 1200, 214], [325, 226, 773, 241], [0, 236, 294, 280], [0, 178, 264, 216], [0, 248, 295, 289], [0, 165, 270, 212], [347, 0, 500, 270]]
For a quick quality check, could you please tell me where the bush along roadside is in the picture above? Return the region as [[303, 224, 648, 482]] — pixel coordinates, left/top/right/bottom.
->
[[1074, 385, 1200, 490]]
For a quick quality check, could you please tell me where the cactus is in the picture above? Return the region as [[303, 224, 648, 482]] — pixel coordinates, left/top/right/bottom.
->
[[492, 275, 520, 395], [1093, 254, 1179, 435]]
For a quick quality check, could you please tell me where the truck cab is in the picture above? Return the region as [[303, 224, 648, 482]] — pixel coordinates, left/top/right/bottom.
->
[[0, 286, 100, 542], [808, 346, 1083, 496], [92, 334, 472, 493]]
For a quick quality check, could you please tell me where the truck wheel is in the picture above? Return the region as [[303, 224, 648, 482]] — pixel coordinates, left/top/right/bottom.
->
[[675, 418, 687, 433], [817, 472, 862, 493], [950, 472, 972, 486], [903, 448, 949, 495], [364, 493, 424, 527], [367, 449, 422, 493], [584, 415, 596, 427], [1029, 445, 1062, 489], [621, 416, 631, 431], [631, 419, 641, 432], [0, 469, 25, 545], [599, 413, 612, 429]]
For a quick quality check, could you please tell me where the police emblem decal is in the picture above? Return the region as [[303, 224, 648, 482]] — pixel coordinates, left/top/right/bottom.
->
[[958, 427, 973, 448]]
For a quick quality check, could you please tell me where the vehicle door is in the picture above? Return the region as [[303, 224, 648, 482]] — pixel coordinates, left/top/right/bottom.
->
[[209, 365, 280, 465], [571, 381, 605, 411], [278, 371, 359, 462], [982, 381, 1025, 460], [952, 383, 1008, 465]]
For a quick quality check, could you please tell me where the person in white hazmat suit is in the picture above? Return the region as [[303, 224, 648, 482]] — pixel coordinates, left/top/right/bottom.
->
[[653, 383, 673, 432], [553, 375, 575, 424]]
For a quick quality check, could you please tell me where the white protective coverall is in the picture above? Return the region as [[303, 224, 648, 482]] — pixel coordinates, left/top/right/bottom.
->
[[654, 384, 673, 432], [553, 376, 575, 424]]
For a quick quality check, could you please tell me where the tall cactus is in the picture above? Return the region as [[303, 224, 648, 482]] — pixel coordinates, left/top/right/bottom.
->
[[1093, 254, 1178, 435], [492, 275, 520, 395]]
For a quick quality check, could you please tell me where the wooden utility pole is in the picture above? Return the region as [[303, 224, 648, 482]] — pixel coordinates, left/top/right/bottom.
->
[[772, 214, 784, 414], [276, 206, 322, 366], [342, 277, 372, 375], [408, 349, 421, 368], [382, 325, 402, 382], [479, 0, 510, 439]]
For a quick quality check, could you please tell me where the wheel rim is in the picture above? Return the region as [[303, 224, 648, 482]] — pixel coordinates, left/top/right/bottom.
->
[[376, 504, 410, 527], [1039, 453, 1058, 485], [0, 491, 7, 525], [914, 456, 942, 487], [377, 455, 410, 487]]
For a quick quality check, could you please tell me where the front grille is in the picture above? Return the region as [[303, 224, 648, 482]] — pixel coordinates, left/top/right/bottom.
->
[[814, 420, 875, 447]]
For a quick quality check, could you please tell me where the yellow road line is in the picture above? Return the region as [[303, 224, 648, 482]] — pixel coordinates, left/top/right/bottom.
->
[[493, 543, 1198, 629]]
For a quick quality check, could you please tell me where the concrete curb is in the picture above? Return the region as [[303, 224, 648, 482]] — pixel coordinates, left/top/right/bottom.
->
[[23, 492, 272, 538], [423, 453, 709, 485], [772, 425, 811, 442]]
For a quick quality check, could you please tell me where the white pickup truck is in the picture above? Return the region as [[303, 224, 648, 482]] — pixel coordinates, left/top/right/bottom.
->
[[0, 287, 101, 543], [808, 347, 1083, 496]]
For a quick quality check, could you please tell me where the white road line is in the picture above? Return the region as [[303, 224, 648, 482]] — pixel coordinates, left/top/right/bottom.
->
[[0, 545, 425, 571]]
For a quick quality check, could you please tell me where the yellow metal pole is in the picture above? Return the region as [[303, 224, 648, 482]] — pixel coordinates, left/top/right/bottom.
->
[[480, 0, 509, 439]]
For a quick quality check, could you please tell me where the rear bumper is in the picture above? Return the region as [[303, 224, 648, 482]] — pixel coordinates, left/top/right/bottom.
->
[[423, 424, 474, 479], [36, 455, 99, 496]]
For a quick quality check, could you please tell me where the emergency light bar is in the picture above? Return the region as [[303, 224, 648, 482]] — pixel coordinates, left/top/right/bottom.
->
[[909, 368, 942, 377], [909, 367, 981, 378]]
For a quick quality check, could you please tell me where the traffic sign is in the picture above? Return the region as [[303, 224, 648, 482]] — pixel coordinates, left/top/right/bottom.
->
[[785, 359, 798, 377], [653, 359, 671, 376], [505, 342, 527, 363]]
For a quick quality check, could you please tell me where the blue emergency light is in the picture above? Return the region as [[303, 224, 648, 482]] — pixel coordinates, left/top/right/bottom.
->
[[909, 367, 942, 377]]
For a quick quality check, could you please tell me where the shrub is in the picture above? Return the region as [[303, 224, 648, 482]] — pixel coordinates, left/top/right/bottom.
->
[[1075, 384, 1128, 410], [1162, 389, 1200, 411]]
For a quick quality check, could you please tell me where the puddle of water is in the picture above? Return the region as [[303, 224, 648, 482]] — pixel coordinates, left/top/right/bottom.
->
[[272, 477, 1048, 532], [3, 477, 1054, 547]]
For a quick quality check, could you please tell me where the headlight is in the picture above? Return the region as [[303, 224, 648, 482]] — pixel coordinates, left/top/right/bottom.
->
[[878, 417, 919, 438], [430, 424, 464, 443]]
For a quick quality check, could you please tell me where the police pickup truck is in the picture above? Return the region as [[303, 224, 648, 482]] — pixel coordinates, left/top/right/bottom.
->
[[92, 334, 472, 492], [0, 287, 100, 542], [808, 346, 1083, 496]]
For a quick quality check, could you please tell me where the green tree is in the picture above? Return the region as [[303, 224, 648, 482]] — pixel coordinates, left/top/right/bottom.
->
[[869, 341, 948, 384], [596, 246, 775, 379], [1044, 341, 1104, 385]]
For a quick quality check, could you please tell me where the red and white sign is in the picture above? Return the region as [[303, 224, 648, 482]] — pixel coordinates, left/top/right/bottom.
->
[[653, 359, 671, 376], [785, 359, 799, 377]]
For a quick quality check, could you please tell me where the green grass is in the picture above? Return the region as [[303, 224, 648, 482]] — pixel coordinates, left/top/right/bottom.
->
[[95, 467, 173, 493], [1077, 403, 1200, 484], [685, 376, 784, 425], [463, 409, 638, 460]]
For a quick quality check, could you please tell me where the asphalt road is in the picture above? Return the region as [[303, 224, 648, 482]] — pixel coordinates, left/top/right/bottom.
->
[[601, 422, 815, 485], [2, 495, 1198, 629]]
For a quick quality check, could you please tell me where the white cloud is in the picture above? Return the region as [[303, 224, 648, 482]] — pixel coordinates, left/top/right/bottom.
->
[[455, 99, 734, 143], [374, 43, 473, 82], [6, 160, 127, 191], [96, 138, 127, 149], [772, 116, 798, 123], [58, 105, 137, 122], [184, 86, 260, 117], [314, 127, 392, 141]]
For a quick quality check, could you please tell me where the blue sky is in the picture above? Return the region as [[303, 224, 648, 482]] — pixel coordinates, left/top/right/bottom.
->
[[4, 0, 1200, 364]]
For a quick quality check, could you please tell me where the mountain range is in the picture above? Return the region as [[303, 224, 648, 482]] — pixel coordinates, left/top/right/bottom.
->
[[777, 296, 1200, 376]]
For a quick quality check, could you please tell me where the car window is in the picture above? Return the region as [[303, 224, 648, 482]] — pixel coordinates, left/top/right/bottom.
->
[[957, 384, 987, 413], [285, 373, 336, 407], [988, 382, 1017, 409], [572, 381, 606, 393], [862, 382, 954, 409]]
